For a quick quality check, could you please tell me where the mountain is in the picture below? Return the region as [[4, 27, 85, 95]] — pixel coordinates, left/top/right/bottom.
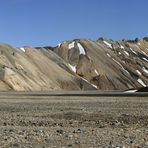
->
[[0, 37, 147, 91]]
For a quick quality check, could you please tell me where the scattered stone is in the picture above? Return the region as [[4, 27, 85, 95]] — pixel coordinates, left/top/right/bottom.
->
[[56, 129, 64, 134]]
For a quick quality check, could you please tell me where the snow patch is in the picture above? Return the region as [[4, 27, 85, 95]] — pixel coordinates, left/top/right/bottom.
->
[[141, 51, 148, 56], [106, 53, 111, 58], [68, 41, 75, 49], [124, 51, 129, 56], [91, 84, 97, 89], [68, 64, 76, 72], [142, 67, 148, 74], [125, 89, 137, 93], [103, 41, 112, 48], [136, 70, 142, 75], [118, 52, 121, 55], [95, 69, 99, 75], [142, 57, 148, 62], [120, 45, 124, 49], [82, 78, 97, 89], [130, 48, 137, 55], [137, 79, 146, 87], [57, 43, 61, 48], [77, 43, 86, 55], [20, 47, 25, 52], [112, 58, 130, 75]]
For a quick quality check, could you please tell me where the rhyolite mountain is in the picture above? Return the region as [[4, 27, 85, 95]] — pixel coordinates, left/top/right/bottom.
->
[[0, 37, 147, 91]]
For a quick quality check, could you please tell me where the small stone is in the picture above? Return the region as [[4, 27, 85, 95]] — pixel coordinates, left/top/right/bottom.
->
[[9, 129, 13, 132], [68, 135, 73, 138], [3, 122, 7, 126], [57, 129, 63, 134], [13, 143, 19, 147], [130, 140, 133, 144]]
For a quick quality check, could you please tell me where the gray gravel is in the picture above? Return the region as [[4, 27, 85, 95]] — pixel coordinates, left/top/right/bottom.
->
[[0, 95, 147, 147]]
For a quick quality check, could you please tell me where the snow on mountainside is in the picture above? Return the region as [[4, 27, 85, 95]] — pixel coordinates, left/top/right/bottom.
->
[[0, 37, 147, 91]]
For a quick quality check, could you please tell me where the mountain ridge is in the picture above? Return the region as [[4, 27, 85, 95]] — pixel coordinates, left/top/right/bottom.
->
[[0, 37, 147, 91]]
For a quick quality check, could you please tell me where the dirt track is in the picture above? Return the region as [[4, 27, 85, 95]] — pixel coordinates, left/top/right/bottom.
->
[[0, 93, 147, 147]]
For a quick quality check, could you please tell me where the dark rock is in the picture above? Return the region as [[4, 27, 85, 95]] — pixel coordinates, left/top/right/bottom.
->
[[56, 129, 64, 134]]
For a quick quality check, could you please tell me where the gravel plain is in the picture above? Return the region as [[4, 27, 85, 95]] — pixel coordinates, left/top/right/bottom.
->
[[0, 93, 147, 148]]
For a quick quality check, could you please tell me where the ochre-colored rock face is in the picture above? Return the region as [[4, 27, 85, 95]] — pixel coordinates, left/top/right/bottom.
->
[[0, 37, 147, 91]]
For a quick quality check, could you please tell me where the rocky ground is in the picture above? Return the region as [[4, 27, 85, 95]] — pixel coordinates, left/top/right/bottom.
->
[[0, 94, 147, 148]]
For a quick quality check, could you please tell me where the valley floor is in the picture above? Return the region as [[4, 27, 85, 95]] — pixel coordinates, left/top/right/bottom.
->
[[0, 92, 147, 147]]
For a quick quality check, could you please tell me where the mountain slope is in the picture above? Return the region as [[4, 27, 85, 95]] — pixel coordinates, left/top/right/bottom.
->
[[0, 37, 147, 91], [50, 37, 148, 90]]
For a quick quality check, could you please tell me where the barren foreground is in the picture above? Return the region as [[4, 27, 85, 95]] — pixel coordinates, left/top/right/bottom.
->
[[0, 92, 147, 147]]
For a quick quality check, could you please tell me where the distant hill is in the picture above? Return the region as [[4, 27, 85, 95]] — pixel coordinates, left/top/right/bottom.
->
[[0, 37, 147, 91]]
